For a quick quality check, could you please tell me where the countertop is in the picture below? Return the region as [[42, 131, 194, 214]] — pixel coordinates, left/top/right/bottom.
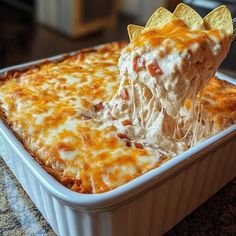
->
[[0, 2, 236, 235]]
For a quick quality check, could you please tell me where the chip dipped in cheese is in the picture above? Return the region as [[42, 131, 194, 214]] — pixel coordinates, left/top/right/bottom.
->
[[107, 4, 233, 156]]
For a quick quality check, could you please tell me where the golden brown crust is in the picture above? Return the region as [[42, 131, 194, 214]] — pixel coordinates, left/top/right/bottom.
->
[[0, 41, 235, 194], [0, 41, 156, 194], [0, 41, 128, 82], [0, 42, 128, 192], [201, 77, 236, 129]]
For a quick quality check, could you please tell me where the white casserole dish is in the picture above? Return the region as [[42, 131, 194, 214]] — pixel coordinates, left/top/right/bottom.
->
[[0, 53, 235, 236]]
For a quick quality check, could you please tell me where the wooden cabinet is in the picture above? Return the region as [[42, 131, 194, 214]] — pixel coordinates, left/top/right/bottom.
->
[[36, 0, 118, 37]]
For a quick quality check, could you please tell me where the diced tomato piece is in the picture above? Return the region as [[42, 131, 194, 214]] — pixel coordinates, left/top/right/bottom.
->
[[133, 55, 146, 72], [126, 140, 131, 147], [120, 88, 129, 100], [117, 133, 129, 139], [148, 61, 162, 77], [122, 119, 132, 126], [94, 102, 104, 112], [134, 142, 144, 149]]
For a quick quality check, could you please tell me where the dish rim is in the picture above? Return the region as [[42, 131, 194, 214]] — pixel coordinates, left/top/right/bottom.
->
[[0, 49, 235, 210]]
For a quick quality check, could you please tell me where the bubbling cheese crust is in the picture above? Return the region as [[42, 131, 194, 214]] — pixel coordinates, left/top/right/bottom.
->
[[0, 43, 168, 193], [0, 42, 235, 193]]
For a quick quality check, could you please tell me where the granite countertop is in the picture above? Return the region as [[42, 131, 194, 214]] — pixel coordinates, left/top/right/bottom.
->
[[0, 157, 55, 236], [0, 156, 235, 235]]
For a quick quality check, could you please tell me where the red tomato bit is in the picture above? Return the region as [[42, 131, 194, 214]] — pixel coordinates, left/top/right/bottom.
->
[[126, 140, 132, 147], [148, 61, 162, 77], [133, 55, 146, 72], [120, 88, 129, 100], [134, 142, 144, 149], [117, 133, 129, 140], [122, 119, 132, 126], [94, 102, 104, 112]]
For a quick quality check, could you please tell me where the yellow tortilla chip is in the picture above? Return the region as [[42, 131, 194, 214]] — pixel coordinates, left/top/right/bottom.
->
[[145, 7, 172, 28], [204, 5, 233, 35], [127, 24, 144, 41], [127, 4, 233, 43], [173, 3, 204, 30]]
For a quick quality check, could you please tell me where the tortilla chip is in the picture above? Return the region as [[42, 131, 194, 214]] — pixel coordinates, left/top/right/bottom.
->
[[127, 24, 144, 41], [127, 4, 233, 42], [145, 7, 172, 28], [204, 5, 233, 35], [173, 3, 204, 30]]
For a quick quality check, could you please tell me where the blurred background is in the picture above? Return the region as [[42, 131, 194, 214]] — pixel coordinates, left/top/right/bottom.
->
[[0, 0, 235, 73]]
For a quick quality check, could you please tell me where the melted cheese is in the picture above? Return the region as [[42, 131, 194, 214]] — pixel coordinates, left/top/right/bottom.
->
[[0, 42, 167, 193], [197, 77, 236, 135], [108, 18, 231, 156], [0, 42, 235, 193]]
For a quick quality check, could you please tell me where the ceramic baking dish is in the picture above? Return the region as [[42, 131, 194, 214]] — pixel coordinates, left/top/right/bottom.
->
[[0, 52, 235, 236]]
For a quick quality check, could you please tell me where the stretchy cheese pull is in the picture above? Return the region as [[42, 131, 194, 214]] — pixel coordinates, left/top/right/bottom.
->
[[108, 4, 233, 156]]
